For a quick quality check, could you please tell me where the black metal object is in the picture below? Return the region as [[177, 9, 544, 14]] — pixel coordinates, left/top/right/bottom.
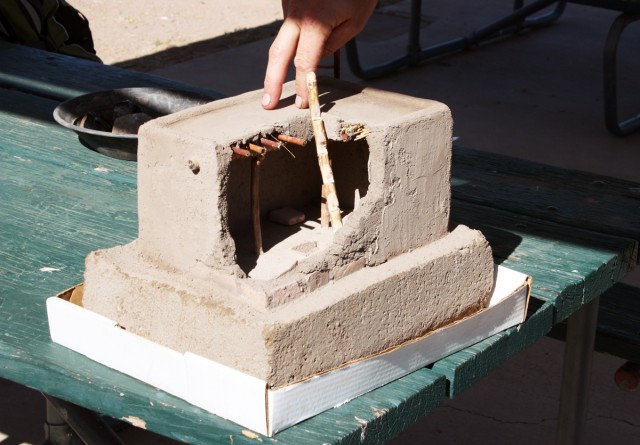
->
[[42, 394, 125, 445], [43, 398, 83, 445], [548, 282, 640, 441], [347, 0, 640, 136], [548, 283, 640, 363], [555, 298, 600, 445], [603, 12, 640, 136], [53, 87, 214, 160], [345, 0, 567, 80]]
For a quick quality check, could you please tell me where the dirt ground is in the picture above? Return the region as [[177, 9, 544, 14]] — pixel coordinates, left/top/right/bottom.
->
[[69, 0, 283, 70]]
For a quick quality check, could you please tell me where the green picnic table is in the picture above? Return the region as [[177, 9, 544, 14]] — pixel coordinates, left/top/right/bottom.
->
[[0, 42, 638, 444]]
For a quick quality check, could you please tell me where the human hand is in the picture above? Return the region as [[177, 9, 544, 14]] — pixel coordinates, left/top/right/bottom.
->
[[262, 0, 376, 110]]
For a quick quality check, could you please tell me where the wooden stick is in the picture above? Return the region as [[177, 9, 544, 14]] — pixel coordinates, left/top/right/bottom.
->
[[248, 143, 266, 156], [307, 72, 342, 231], [231, 146, 251, 158], [251, 157, 263, 256], [277, 134, 307, 146], [320, 184, 330, 228], [260, 138, 281, 150]]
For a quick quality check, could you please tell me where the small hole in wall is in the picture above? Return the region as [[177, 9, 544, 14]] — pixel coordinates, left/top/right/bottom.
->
[[187, 159, 200, 174], [226, 136, 371, 275]]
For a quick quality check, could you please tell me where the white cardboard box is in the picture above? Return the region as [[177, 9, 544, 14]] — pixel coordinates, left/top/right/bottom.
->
[[47, 265, 530, 436]]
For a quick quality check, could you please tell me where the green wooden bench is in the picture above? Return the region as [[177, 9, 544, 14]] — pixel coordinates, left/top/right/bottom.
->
[[549, 283, 640, 361], [450, 146, 640, 443], [1, 42, 638, 444], [451, 147, 640, 366], [593, 284, 640, 363]]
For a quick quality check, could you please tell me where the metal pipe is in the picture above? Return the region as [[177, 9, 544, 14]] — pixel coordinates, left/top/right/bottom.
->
[[44, 397, 80, 445], [603, 12, 640, 136], [346, 0, 566, 80], [555, 297, 600, 445], [42, 394, 125, 445]]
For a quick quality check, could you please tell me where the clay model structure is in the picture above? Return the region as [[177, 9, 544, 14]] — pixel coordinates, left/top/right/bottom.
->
[[80, 78, 495, 388]]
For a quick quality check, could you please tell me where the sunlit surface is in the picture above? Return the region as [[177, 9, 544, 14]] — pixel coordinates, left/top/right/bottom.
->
[[0, 431, 34, 445]]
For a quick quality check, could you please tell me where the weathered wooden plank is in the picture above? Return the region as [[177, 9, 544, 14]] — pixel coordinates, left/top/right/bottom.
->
[[434, 197, 637, 397], [0, 338, 272, 445], [452, 145, 640, 254], [278, 369, 446, 445], [597, 284, 640, 343], [3, 299, 444, 445], [452, 200, 638, 322], [2, 286, 447, 445], [0, 42, 223, 101], [549, 283, 640, 363], [431, 331, 510, 396], [432, 298, 554, 397], [0, 88, 138, 297], [505, 298, 555, 357]]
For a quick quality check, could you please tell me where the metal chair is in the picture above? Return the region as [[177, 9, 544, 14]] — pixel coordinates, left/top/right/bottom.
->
[[346, 0, 640, 136]]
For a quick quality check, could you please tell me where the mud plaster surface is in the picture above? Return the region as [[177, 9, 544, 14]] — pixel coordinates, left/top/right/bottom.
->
[[81, 79, 495, 386], [83, 226, 493, 387], [125, 79, 456, 308]]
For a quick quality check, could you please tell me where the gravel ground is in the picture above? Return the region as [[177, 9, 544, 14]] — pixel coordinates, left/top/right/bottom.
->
[[69, 0, 283, 70]]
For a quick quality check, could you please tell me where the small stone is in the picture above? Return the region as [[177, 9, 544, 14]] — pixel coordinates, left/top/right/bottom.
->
[[77, 111, 111, 132], [112, 113, 153, 135], [268, 207, 305, 226]]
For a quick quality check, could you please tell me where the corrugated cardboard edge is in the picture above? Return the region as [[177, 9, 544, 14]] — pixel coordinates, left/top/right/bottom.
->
[[46, 264, 530, 437]]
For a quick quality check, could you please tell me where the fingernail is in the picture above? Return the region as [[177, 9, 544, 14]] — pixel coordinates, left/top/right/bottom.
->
[[295, 95, 303, 108], [262, 94, 271, 108]]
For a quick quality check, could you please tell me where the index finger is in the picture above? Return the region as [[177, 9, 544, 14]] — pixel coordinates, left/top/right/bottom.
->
[[263, 20, 300, 110], [292, 23, 331, 108]]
